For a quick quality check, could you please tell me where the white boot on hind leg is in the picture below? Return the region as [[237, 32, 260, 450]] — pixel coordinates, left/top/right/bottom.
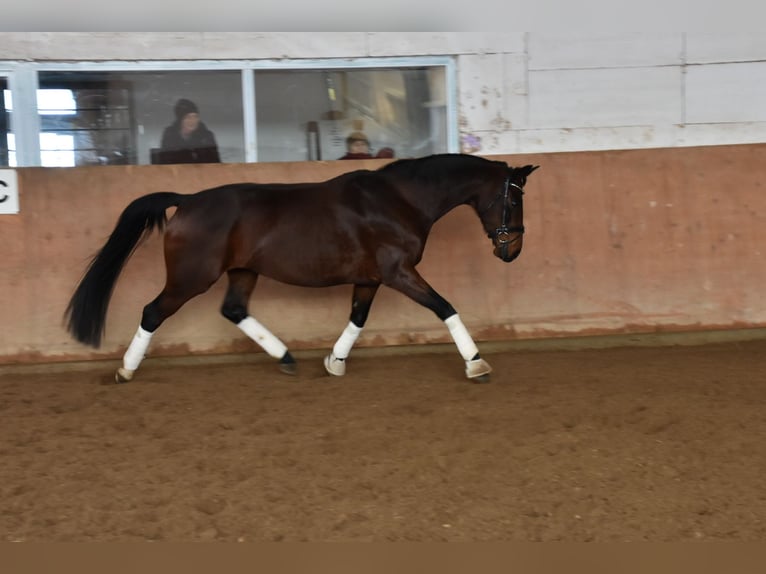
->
[[324, 353, 347, 376], [115, 367, 135, 383], [115, 325, 154, 384], [465, 357, 492, 380]]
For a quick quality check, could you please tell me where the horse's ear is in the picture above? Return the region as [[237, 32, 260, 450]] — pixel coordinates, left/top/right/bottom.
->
[[519, 164, 540, 177]]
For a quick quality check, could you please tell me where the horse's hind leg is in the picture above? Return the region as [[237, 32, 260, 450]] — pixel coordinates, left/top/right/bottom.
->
[[384, 266, 491, 382], [324, 284, 379, 376], [116, 280, 216, 383], [221, 269, 296, 375]]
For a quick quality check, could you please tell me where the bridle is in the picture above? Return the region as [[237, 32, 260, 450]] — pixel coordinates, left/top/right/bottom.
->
[[480, 176, 525, 246]]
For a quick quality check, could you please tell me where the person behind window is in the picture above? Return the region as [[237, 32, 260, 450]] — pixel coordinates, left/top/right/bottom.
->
[[339, 131, 372, 160], [338, 131, 395, 160], [157, 98, 220, 164]]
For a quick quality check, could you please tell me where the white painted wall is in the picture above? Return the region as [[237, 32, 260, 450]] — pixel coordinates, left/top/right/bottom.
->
[[456, 32, 766, 154], [1, 32, 765, 155]]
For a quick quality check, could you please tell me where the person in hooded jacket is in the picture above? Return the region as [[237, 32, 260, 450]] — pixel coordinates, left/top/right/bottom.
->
[[157, 98, 221, 164]]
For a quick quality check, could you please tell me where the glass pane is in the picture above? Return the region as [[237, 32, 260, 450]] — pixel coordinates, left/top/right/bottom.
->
[[1, 81, 10, 167], [254, 67, 448, 162], [37, 70, 245, 166]]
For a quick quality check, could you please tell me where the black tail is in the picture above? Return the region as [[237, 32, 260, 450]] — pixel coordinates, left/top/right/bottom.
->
[[64, 192, 184, 348]]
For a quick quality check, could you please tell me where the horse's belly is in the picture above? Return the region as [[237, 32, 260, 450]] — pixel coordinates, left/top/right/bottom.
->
[[257, 255, 378, 288]]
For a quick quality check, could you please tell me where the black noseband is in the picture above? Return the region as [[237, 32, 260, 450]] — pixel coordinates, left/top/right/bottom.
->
[[494, 226, 525, 244]]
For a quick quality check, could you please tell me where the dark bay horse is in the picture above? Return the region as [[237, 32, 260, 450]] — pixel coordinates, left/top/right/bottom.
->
[[65, 154, 539, 383]]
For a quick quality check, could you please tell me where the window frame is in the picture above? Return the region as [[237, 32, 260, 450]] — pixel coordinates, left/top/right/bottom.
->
[[0, 71, 10, 166], [3, 57, 458, 167]]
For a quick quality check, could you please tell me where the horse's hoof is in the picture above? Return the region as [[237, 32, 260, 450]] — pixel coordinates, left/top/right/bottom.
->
[[115, 367, 134, 384], [465, 357, 492, 381], [323, 353, 346, 376], [279, 352, 297, 375], [279, 362, 297, 375]]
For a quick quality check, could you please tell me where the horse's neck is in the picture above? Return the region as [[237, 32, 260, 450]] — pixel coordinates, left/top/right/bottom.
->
[[386, 157, 503, 226], [404, 179, 479, 225]]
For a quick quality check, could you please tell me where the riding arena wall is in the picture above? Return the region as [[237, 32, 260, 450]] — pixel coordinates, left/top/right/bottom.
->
[[2, 143, 764, 365]]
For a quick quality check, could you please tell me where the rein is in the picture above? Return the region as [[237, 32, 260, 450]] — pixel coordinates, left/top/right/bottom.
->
[[480, 176, 525, 245]]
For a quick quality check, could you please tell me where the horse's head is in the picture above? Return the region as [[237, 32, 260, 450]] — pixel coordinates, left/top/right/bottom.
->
[[478, 164, 539, 262]]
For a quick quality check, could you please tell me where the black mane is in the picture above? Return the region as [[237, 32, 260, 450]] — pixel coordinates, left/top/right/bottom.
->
[[379, 153, 499, 173], [377, 153, 507, 186]]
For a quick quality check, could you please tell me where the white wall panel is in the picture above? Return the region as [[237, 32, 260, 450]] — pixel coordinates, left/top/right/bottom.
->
[[686, 33, 766, 64], [201, 33, 368, 60], [517, 125, 681, 153], [0, 32, 371, 61], [528, 33, 683, 70], [456, 54, 506, 133], [528, 67, 683, 129], [1, 33, 205, 60], [2, 33, 766, 155], [0, 31, 522, 62], [470, 131, 521, 155], [676, 122, 766, 147], [368, 33, 525, 57], [503, 53, 529, 130], [686, 62, 766, 124]]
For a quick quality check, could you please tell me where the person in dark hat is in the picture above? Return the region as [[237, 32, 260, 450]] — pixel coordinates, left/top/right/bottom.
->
[[157, 98, 221, 164]]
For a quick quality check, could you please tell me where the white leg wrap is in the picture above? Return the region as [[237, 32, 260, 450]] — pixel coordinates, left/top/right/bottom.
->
[[445, 314, 492, 379], [324, 322, 363, 376], [123, 326, 154, 371], [444, 314, 479, 361], [237, 316, 288, 359], [332, 321, 363, 359]]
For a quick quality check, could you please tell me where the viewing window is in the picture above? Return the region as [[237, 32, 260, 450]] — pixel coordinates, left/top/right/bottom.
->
[[37, 70, 244, 167], [6, 59, 454, 167], [254, 67, 448, 162]]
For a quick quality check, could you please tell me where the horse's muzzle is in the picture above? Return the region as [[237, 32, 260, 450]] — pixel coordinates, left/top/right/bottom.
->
[[494, 244, 522, 262], [492, 229, 523, 262]]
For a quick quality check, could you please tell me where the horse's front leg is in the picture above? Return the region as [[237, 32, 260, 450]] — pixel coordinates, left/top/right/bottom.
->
[[384, 266, 492, 383], [324, 284, 379, 376]]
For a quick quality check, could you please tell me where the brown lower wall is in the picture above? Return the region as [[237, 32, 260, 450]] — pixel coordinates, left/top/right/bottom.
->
[[2, 144, 765, 364]]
